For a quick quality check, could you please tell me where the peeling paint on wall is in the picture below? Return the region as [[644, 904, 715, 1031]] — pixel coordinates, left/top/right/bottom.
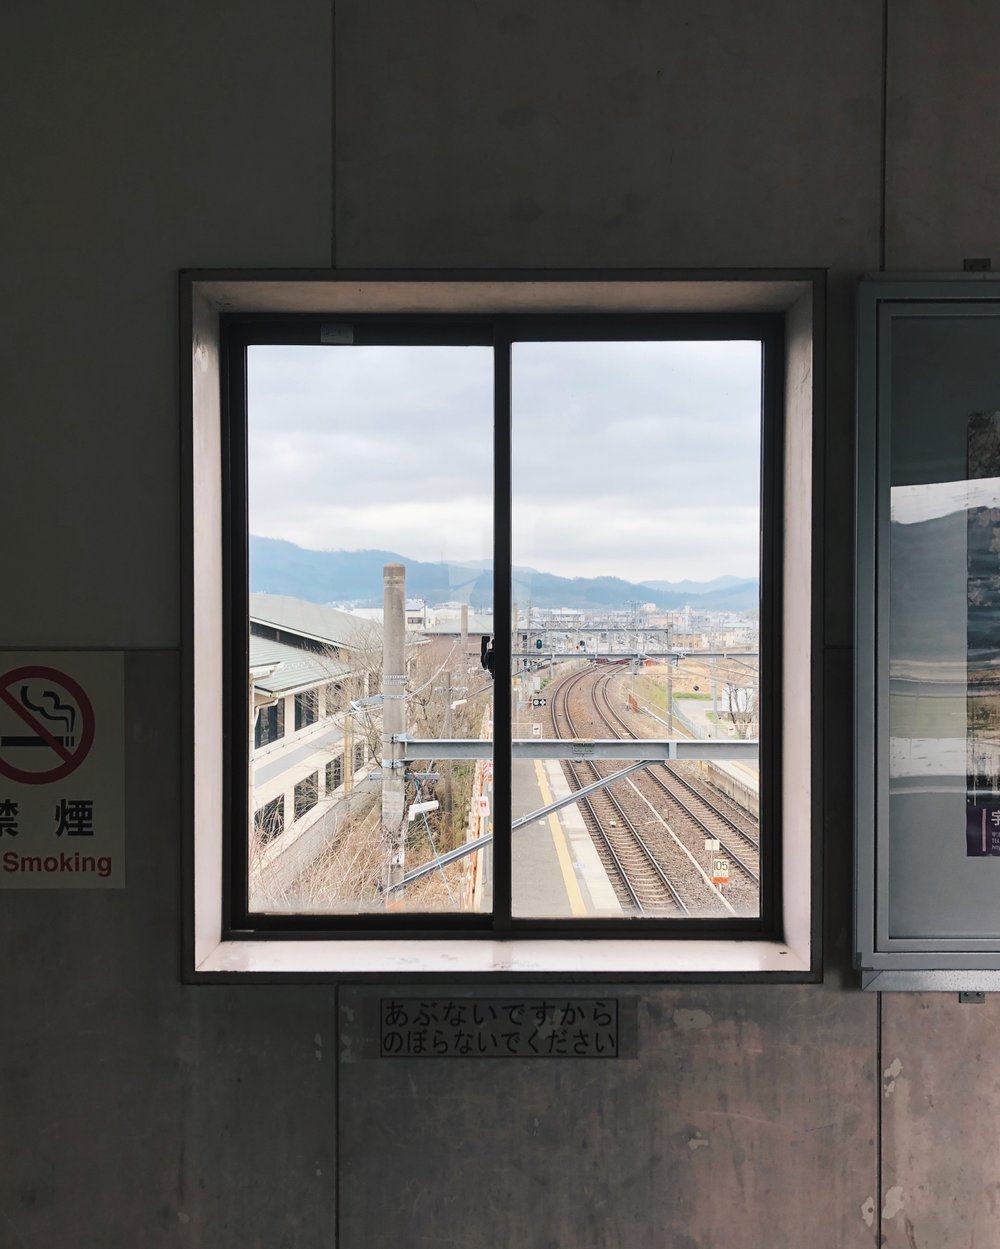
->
[[861, 1196, 875, 1227], [882, 1185, 905, 1221], [883, 1057, 902, 1096]]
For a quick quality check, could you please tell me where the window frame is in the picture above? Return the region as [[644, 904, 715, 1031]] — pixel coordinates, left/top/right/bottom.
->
[[226, 311, 780, 940], [183, 270, 822, 981]]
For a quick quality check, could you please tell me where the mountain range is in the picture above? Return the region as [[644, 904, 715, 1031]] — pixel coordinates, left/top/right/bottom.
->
[[250, 536, 759, 613]]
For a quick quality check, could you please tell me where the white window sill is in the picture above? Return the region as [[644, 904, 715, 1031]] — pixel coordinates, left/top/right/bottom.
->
[[195, 936, 811, 978]]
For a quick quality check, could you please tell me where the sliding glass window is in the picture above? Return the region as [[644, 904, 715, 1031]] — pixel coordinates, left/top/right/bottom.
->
[[225, 316, 776, 936]]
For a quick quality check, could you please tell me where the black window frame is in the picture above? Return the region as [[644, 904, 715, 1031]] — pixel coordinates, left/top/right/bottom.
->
[[222, 311, 783, 941]]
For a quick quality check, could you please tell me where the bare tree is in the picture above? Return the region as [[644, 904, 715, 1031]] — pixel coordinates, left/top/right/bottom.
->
[[297, 631, 485, 906], [723, 681, 757, 738], [250, 800, 387, 913]]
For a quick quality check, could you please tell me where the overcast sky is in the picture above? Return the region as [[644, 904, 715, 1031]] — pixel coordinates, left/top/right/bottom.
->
[[248, 340, 761, 585]]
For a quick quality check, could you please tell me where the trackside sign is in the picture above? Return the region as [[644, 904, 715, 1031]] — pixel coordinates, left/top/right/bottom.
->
[[0, 652, 124, 889]]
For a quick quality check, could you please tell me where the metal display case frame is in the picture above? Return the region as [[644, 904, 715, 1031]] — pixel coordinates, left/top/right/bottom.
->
[[857, 273, 1000, 990]]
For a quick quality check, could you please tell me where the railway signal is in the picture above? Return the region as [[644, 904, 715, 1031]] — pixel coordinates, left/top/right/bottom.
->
[[531, 697, 546, 708]]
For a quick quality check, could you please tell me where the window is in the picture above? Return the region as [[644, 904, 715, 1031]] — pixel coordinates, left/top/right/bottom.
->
[[254, 795, 284, 845], [294, 690, 318, 731], [254, 700, 283, 749], [293, 771, 319, 820], [326, 754, 343, 792], [187, 273, 819, 977], [324, 682, 343, 718]]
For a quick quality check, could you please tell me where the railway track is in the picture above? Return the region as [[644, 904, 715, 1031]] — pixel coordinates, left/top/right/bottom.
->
[[550, 669, 688, 915], [545, 663, 760, 916], [592, 672, 760, 885]]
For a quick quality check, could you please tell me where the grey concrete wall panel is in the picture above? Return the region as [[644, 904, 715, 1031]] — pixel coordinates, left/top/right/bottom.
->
[[0, 2, 332, 650], [880, 993, 1000, 1248], [340, 985, 877, 1249], [0, 655, 337, 1248], [335, 0, 882, 271], [885, 1, 1000, 269]]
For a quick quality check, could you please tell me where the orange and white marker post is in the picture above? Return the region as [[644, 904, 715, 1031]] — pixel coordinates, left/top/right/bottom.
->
[[711, 856, 730, 888]]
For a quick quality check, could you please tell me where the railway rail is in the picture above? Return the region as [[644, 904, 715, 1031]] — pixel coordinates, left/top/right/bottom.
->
[[592, 672, 760, 883], [544, 662, 760, 916], [550, 668, 688, 915]]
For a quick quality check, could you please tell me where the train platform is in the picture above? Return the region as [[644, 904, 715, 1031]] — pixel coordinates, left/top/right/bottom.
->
[[711, 758, 759, 788], [511, 757, 622, 918], [701, 757, 759, 818]]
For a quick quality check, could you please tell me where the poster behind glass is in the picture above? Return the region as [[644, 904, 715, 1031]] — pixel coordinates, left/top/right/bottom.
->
[[965, 412, 1000, 854]]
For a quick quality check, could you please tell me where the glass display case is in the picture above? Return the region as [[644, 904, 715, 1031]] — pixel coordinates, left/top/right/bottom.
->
[[857, 275, 1000, 989]]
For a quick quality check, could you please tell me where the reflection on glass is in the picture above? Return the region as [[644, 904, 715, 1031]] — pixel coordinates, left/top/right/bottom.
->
[[246, 345, 492, 915], [511, 340, 762, 920], [887, 474, 980, 804]]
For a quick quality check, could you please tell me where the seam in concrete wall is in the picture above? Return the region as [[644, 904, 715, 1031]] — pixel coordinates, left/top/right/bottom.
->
[[877, 990, 884, 1238], [332, 0, 338, 268], [880, 0, 889, 269]]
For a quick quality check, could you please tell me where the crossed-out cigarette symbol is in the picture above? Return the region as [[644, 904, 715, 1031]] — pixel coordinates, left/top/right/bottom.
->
[[0, 685, 78, 749], [0, 666, 95, 785]]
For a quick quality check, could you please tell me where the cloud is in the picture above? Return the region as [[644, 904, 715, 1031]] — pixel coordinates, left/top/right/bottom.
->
[[515, 502, 759, 583], [248, 339, 762, 582]]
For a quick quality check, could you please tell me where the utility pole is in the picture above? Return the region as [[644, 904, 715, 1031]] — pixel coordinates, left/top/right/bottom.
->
[[344, 711, 354, 793], [383, 563, 407, 899], [667, 661, 674, 733], [710, 655, 718, 739], [512, 599, 519, 737], [442, 669, 453, 819], [460, 603, 468, 656]]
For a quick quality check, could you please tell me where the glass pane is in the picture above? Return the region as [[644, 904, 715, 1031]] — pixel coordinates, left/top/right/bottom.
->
[[246, 344, 493, 915], [511, 340, 761, 919], [885, 314, 1000, 940]]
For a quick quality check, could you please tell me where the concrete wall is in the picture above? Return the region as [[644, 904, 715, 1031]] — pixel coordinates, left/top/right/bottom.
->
[[2, 2, 999, 1245]]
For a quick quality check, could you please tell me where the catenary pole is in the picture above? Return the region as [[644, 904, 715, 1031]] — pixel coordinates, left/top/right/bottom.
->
[[383, 563, 407, 897]]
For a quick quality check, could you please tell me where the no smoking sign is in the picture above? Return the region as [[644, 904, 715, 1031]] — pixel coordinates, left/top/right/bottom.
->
[[0, 666, 95, 784], [0, 653, 123, 889]]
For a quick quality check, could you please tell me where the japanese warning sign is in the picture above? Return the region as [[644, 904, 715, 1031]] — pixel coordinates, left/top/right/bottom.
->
[[0, 653, 124, 889]]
